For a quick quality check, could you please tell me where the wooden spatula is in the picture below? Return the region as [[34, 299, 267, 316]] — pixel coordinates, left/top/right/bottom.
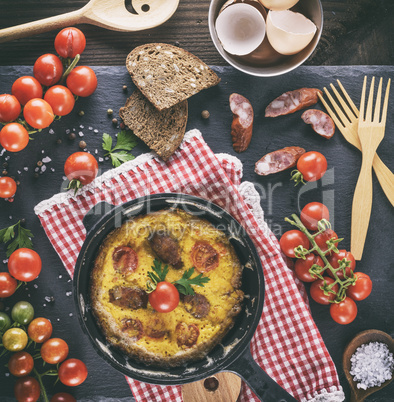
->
[[0, 0, 180, 43]]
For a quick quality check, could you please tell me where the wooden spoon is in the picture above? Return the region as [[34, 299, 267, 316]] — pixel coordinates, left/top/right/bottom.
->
[[0, 0, 180, 43], [343, 329, 394, 402]]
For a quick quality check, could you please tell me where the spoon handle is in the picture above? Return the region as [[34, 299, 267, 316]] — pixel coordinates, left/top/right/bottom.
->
[[350, 391, 365, 402]]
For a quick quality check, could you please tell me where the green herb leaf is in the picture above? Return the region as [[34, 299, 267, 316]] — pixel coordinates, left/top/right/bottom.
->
[[0, 221, 34, 257], [112, 130, 138, 152], [110, 151, 135, 168], [102, 133, 113, 152], [173, 267, 210, 296], [146, 259, 169, 292], [102, 130, 138, 167]]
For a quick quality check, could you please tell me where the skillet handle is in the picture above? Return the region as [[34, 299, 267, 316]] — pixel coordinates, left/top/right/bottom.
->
[[82, 201, 115, 233], [226, 346, 297, 402]]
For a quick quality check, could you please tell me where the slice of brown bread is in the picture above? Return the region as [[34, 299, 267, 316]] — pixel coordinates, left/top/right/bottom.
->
[[119, 89, 188, 161], [126, 43, 220, 111]]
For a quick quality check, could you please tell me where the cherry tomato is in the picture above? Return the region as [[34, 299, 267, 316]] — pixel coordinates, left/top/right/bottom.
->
[[330, 297, 357, 324], [297, 151, 327, 182], [2, 327, 28, 351], [294, 254, 324, 282], [314, 229, 338, 255], [191, 241, 219, 273], [12, 76, 43, 105], [0, 272, 18, 297], [14, 376, 40, 402], [28, 317, 53, 343], [310, 277, 338, 305], [327, 250, 356, 279], [8, 351, 34, 377], [40, 338, 69, 364], [55, 27, 86, 58], [11, 301, 34, 325], [33, 54, 63, 87], [0, 176, 17, 199], [279, 230, 310, 258], [58, 359, 88, 387], [0, 122, 29, 152], [66, 66, 97, 97], [149, 282, 180, 313], [23, 98, 54, 129], [0, 311, 12, 333], [0, 94, 21, 123], [346, 272, 372, 301], [50, 393, 77, 402], [44, 85, 75, 116], [64, 152, 98, 187], [8, 248, 42, 282], [300, 202, 330, 231]]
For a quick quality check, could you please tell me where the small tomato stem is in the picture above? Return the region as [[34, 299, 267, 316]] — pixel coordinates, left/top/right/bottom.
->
[[60, 54, 80, 84], [33, 368, 50, 402]]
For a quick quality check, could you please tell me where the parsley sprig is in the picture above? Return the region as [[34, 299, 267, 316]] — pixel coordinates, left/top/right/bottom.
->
[[0, 220, 34, 257], [102, 129, 138, 167]]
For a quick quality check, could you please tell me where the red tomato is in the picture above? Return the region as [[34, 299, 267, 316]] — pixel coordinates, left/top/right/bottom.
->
[[44, 85, 75, 116], [14, 376, 40, 402], [28, 317, 53, 343], [327, 250, 356, 279], [280, 230, 310, 258], [191, 241, 219, 273], [0, 123, 29, 152], [297, 151, 327, 182], [8, 351, 34, 377], [50, 393, 76, 402], [314, 229, 338, 255], [33, 54, 63, 87], [0, 94, 21, 123], [66, 66, 97, 97], [64, 152, 98, 187], [8, 248, 42, 282], [346, 272, 372, 301], [23, 98, 54, 129], [330, 297, 357, 324], [40, 338, 69, 364], [300, 202, 330, 231], [149, 282, 180, 313], [310, 277, 338, 305], [12, 76, 43, 105], [294, 254, 324, 282], [0, 176, 17, 199], [55, 27, 86, 58], [0, 272, 18, 297], [58, 359, 88, 387]]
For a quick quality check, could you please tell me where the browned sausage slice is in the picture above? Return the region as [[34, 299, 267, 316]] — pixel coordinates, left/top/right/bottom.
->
[[265, 88, 322, 117], [109, 286, 148, 310], [149, 232, 183, 269], [182, 293, 210, 318], [229, 93, 254, 153], [121, 318, 143, 341], [301, 109, 336, 139], [255, 146, 305, 176], [112, 246, 138, 276], [176, 322, 199, 348]]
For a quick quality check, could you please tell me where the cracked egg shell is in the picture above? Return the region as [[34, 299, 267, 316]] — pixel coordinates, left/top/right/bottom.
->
[[215, 3, 266, 56], [259, 0, 299, 11]]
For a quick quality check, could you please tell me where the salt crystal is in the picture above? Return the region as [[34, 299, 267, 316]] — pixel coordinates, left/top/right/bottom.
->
[[41, 150, 45, 154], [88, 126, 93, 130], [5, 156, 10, 160], [105, 156, 109, 161], [5, 373, 9, 377], [41, 165, 47, 172], [66, 291, 72, 296], [24, 167, 28, 171], [94, 149, 98, 154], [78, 131, 84, 137], [58, 275, 62, 279], [0, 149, 5, 156], [51, 168, 55, 172], [62, 176, 67, 181], [66, 129, 71, 134], [35, 167, 39, 172], [94, 129, 98, 133], [69, 313, 73, 317], [34, 284, 38, 288], [44, 296, 52, 302], [17, 170, 21, 174], [43, 304, 46, 307], [79, 125, 84, 129], [57, 318, 60, 321], [49, 128, 54, 134], [98, 157, 104, 162], [9, 216, 12, 219], [42, 156, 51, 163], [72, 128, 76, 131]]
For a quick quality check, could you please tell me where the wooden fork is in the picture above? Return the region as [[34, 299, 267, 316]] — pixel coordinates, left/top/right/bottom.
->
[[318, 81, 394, 207]]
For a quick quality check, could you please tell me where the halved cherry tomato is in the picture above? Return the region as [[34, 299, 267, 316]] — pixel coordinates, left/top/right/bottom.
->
[[14, 376, 40, 402], [310, 277, 338, 305], [0, 176, 17, 199], [12, 76, 43, 105], [0, 122, 29, 152], [50, 393, 77, 402], [66, 66, 97, 97], [327, 249, 356, 279], [58, 359, 88, 386], [8, 248, 42, 282], [280, 230, 310, 258], [0, 94, 21, 123], [40, 338, 69, 364], [8, 351, 34, 377], [23, 98, 54, 129], [294, 254, 324, 282], [44, 85, 75, 116], [300, 202, 330, 231], [0, 272, 18, 297], [55, 27, 86, 58], [314, 229, 338, 255], [64, 152, 98, 189], [149, 282, 180, 313], [191, 241, 219, 273], [346, 272, 372, 301], [330, 297, 357, 324], [297, 151, 327, 182], [33, 54, 63, 87], [28, 317, 53, 343]]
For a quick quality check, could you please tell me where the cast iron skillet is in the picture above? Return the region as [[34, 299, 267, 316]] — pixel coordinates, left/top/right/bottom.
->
[[73, 193, 297, 401]]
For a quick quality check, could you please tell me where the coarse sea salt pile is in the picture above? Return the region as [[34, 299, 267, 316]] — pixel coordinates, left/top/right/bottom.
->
[[350, 342, 394, 390]]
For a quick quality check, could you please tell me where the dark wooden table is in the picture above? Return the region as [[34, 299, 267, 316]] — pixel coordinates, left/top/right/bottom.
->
[[1, 2, 394, 402]]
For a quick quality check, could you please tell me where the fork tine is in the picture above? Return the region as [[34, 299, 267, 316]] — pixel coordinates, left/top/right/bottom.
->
[[380, 78, 391, 124], [318, 91, 345, 131], [373, 78, 383, 122], [337, 80, 359, 117], [322, 86, 350, 126], [359, 76, 367, 121], [329, 83, 357, 121], [365, 76, 375, 122]]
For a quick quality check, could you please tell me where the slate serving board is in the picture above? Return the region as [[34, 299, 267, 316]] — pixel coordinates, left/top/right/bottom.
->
[[0, 66, 393, 401]]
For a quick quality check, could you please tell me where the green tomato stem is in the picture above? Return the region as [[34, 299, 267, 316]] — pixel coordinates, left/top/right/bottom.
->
[[60, 54, 80, 84], [33, 368, 50, 402]]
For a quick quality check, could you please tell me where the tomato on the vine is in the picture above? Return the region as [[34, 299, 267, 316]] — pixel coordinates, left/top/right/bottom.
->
[[149, 282, 180, 313], [50, 393, 77, 402], [346, 272, 372, 301], [11, 301, 35, 326], [55, 27, 86, 58], [314, 229, 338, 255], [44, 85, 75, 116], [64, 152, 98, 190], [330, 297, 357, 324], [0, 311, 12, 332], [33, 54, 63, 87], [294, 151, 327, 183], [8, 351, 34, 377], [40, 338, 69, 364], [66, 66, 97, 97], [14, 376, 40, 402], [0, 94, 21, 123], [310, 277, 338, 305], [300, 202, 329, 231], [327, 249, 356, 279], [28, 317, 53, 343], [0, 122, 29, 152], [294, 254, 324, 282], [58, 359, 88, 386], [280, 230, 310, 258], [0, 176, 17, 199], [23, 98, 54, 129], [12, 76, 43, 105], [8, 248, 42, 282], [2, 327, 28, 351], [0, 272, 18, 297]]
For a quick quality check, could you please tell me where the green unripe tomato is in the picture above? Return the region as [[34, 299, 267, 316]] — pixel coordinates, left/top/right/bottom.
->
[[0, 311, 11, 333], [11, 301, 34, 325]]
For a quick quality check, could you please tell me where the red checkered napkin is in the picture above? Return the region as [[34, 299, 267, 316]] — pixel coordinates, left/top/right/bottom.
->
[[34, 129, 344, 402]]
